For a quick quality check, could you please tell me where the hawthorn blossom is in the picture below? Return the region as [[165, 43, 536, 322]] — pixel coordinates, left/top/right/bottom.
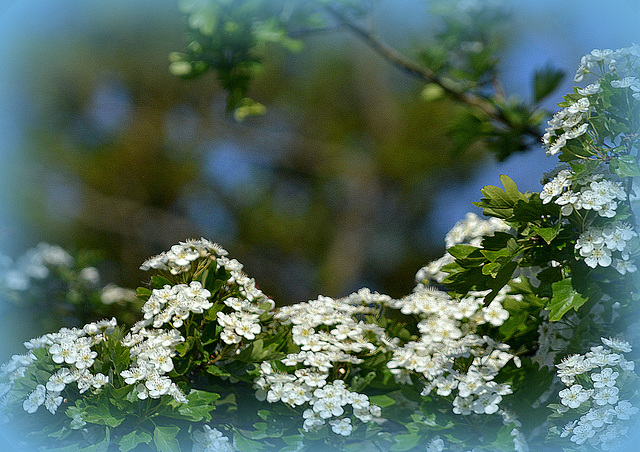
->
[[553, 337, 638, 450]]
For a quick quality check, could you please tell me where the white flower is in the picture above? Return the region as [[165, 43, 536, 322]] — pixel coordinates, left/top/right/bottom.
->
[[586, 346, 621, 367], [540, 179, 563, 204], [435, 375, 459, 396], [452, 395, 473, 415], [472, 392, 502, 414], [329, 417, 352, 436], [614, 259, 637, 275], [313, 397, 344, 419], [614, 401, 639, 420], [148, 348, 175, 373], [565, 123, 589, 140], [559, 384, 591, 409], [567, 97, 590, 115], [583, 406, 615, 428], [74, 346, 98, 370], [121, 366, 147, 385], [601, 337, 632, 353], [46, 368, 71, 392], [590, 367, 619, 388], [23, 385, 46, 413], [44, 390, 63, 414], [570, 424, 595, 445], [582, 244, 612, 268], [234, 317, 261, 340], [426, 437, 445, 452], [611, 76, 638, 88], [482, 300, 509, 326], [302, 409, 324, 432], [593, 386, 619, 406], [192, 425, 234, 452], [577, 83, 601, 95], [49, 339, 78, 365], [457, 372, 484, 397], [547, 134, 567, 156], [145, 374, 172, 398]]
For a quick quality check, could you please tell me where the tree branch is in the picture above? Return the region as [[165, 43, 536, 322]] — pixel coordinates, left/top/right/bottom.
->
[[322, 5, 541, 141]]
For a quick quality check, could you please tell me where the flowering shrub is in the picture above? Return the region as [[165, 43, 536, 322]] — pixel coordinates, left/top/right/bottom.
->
[[1, 46, 639, 451]]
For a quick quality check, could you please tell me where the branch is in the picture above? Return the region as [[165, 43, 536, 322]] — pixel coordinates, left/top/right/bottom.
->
[[322, 5, 540, 141]]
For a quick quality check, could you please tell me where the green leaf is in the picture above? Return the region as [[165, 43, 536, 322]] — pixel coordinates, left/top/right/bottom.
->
[[175, 335, 196, 357], [206, 364, 232, 378], [484, 261, 518, 303], [610, 154, 640, 178], [153, 426, 181, 452], [152, 275, 173, 288], [447, 244, 481, 260], [390, 433, 421, 451], [480, 248, 510, 262], [167, 389, 220, 422], [136, 287, 152, 298], [569, 159, 600, 179], [482, 262, 501, 276], [533, 64, 565, 103], [204, 303, 225, 321], [475, 175, 527, 220], [498, 309, 530, 340], [500, 175, 527, 202], [119, 430, 152, 452], [234, 433, 267, 452], [547, 278, 588, 321], [82, 396, 125, 428], [281, 434, 304, 446], [369, 394, 396, 408], [533, 225, 560, 245], [234, 339, 266, 362]]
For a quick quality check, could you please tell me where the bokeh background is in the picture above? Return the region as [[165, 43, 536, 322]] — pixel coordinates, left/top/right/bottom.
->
[[0, 0, 638, 361]]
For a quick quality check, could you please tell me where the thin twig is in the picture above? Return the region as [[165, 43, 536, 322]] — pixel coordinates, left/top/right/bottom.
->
[[322, 4, 541, 141]]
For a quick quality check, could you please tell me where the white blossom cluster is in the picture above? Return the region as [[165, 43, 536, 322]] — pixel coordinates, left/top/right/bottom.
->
[[216, 273, 274, 345], [541, 97, 593, 157], [253, 290, 389, 436], [140, 238, 229, 274], [540, 169, 627, 218], [120, 325, 187, 403], [386, 284, 518, 417], [540, 167, 637, 272], [191, 424, 236, 452], [543, 44, 640, 157], [141, 281, 213, 328], [0, 243, 74, 291], [141, 239, 274, 345], [256, 363, 381, 436], [574, 45, 640, 89], [0, 318, 117, 418], [555, 337, 638, 450], [217, 265, 274, 346], [575, 221, 637, 271], [416, 212, 510, 284]]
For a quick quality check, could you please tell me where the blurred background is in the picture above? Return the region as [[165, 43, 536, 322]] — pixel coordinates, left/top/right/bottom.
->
[[0, 0, 638, 359]]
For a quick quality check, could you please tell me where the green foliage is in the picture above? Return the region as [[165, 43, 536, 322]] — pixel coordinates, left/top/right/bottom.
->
[[171, 0, 563, 163], [533, 64, 566, 103], [171, 0, 311, 114], [547, 278, 588, 321]]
